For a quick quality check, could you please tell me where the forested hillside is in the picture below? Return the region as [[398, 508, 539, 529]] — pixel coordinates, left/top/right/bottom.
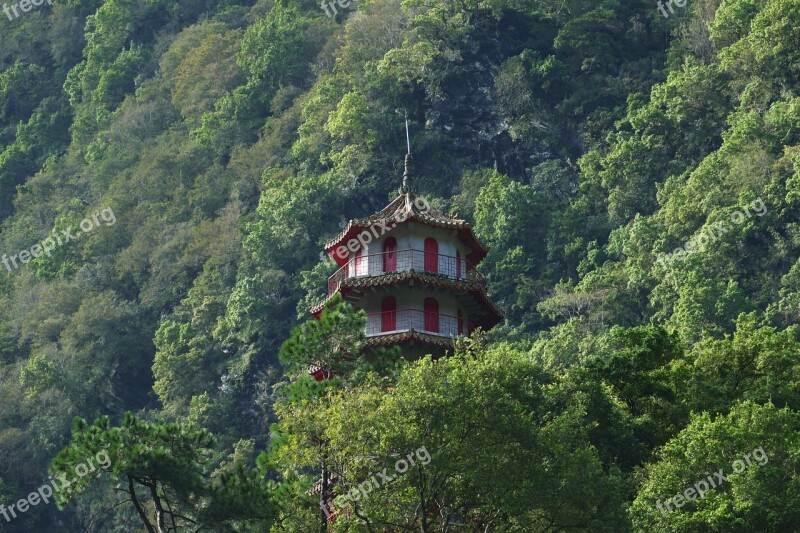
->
[[0, 0, 799, 531]]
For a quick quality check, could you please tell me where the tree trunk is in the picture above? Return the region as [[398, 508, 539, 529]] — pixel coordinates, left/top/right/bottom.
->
[[320, 459, 329, 533], [128, 476, 157, 533]]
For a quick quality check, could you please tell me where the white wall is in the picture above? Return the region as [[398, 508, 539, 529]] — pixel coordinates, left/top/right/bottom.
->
[[345, 221, 469, 280], [360, 289, 468, 338]]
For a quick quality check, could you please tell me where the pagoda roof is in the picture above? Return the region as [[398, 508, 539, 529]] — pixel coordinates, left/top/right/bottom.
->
[[334, 269, 487, 292], [324, 192, 488, 265], [363, 330, 458, 349]]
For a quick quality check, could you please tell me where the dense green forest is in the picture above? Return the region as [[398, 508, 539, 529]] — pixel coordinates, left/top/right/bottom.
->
[[1, 0, 799, 530]]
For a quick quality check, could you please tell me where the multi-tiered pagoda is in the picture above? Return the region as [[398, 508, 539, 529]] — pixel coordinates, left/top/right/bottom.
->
[[311, 154, 503, 359]]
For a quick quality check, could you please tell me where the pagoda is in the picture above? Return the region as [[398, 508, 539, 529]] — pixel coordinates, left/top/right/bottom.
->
[[310, 151, 503, 359]]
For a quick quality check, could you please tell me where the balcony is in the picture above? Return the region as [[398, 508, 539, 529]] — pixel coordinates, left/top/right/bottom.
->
[[365, 309, 472, 338], [328, 249, 485, 294]]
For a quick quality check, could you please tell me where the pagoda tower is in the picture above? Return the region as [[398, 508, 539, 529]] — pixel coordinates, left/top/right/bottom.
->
[[310, 152, 503, 359]]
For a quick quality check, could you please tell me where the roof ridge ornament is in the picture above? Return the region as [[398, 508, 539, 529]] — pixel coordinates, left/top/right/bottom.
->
[[400, 112, 413, 194]]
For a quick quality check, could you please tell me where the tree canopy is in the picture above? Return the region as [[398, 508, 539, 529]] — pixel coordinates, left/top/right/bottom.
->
[[0, 0, 798, 531]]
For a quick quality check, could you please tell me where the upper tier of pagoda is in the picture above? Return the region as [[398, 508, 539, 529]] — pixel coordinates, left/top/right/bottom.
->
[[322, 191, 489, 266]]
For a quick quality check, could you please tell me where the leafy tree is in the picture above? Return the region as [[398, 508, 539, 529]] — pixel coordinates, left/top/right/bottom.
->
[[171, 30, 245, 125], [238, 3, 313, 94], [631, 401, 800, 532], [279, 294, 401, 380], [679, 312, 800, 415], [51, 413, 277, 532], [272, 336, 629, 531], [588, 326, 686, 447], [0, 61, 47, 132]]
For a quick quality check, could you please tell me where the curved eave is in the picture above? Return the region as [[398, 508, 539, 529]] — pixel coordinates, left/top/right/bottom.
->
[[324, 216, 488, 264], [322, 192, 489, 265], [364, 330, 457, 349]]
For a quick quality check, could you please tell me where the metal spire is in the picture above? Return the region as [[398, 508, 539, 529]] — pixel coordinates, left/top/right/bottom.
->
[[405, 113, 412, 154]]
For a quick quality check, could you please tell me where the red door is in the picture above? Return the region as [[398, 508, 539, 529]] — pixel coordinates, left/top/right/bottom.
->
[[383, 237, 397, 272], [424, 238, 438, 273], [382, 296, 397, 332], [456, 250, 462, 279], [457, 309, 464, 335], [424, 297, 439, 333]]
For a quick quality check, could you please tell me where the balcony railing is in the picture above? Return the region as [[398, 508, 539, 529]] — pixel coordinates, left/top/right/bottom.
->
[[328, 249, 484, 294], [365, 309, 472, 338]]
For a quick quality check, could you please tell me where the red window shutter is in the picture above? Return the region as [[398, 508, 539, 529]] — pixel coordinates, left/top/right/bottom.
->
[[381, 296, 397, 332], [354, 247, 363, 274], [424, 238, 438, 273], [424, 297, 439, 333], [383, 237, 397, 272]]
